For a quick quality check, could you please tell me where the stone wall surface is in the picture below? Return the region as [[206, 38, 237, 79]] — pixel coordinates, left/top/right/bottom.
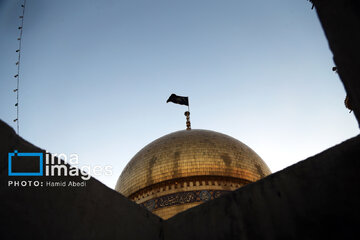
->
[[164, 134, 360, 240], [0, 119, 162, 240], [1, 116, 359, 239], [313, 0, 360, 125]]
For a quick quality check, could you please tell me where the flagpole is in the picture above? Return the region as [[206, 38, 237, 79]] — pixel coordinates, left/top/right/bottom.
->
[[185, 97, 191, 130], [188, 96, 190, 112]]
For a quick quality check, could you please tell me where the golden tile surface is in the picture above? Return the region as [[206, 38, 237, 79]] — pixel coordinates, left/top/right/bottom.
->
[[153, 202, 201, 220], [115, 129, 271, 198]]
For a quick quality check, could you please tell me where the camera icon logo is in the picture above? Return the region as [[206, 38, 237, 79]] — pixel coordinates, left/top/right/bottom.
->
[[8, 150, 43, 176]]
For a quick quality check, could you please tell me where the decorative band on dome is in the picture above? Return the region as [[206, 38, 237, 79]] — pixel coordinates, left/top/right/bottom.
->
[[140, 190, 231, 211], [128, 175, 252, 200]]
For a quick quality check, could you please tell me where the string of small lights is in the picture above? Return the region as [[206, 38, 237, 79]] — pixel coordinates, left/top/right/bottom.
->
[[13, 0, 27, 135]]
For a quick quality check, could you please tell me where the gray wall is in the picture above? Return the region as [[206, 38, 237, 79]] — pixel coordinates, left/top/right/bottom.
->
[[1, 118, 359, 240], [165, 135, 360, 239], [314, 0, 360, 125], [0, 120, 162, 239]]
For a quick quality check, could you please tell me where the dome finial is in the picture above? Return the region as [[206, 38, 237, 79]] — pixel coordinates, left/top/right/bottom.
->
[[184, 111, 191, 130]]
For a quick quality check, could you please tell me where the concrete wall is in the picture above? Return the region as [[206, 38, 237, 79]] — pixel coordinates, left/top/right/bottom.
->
[[1, 120, 360, 239], [0, 120, 162, 239], [313, 0, 360, 125], [164, 134, 360, 239]]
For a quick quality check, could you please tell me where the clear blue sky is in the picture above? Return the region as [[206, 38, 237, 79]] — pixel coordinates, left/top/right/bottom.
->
[[1, 0, 358, 188]]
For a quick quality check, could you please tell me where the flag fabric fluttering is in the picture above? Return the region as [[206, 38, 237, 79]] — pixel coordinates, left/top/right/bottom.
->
[[166, 94, 189, 106]]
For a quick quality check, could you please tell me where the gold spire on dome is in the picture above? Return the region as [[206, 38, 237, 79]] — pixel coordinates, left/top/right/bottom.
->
[[184, 111, 191, 130]]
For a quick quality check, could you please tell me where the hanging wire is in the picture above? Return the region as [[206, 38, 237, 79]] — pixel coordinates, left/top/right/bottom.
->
[[14, 0, 27, 135]]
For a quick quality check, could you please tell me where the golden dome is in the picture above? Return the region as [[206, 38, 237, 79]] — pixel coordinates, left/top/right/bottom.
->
[[115, 129, 271, 219]]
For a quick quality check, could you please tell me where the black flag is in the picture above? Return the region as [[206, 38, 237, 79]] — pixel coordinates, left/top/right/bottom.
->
[[166, 94, 189, 106]]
